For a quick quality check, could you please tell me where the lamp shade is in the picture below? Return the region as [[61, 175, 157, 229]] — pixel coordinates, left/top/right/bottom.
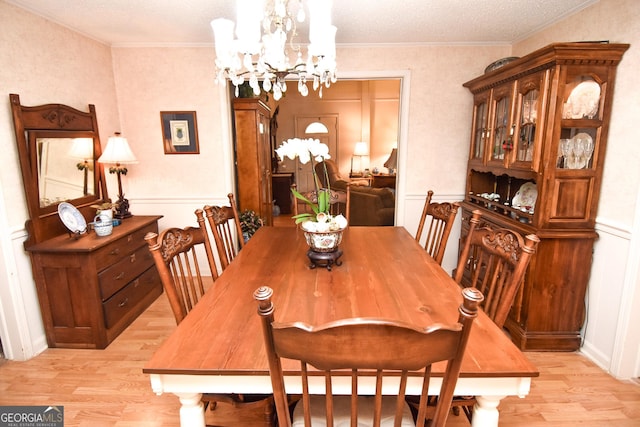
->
[[384, 148, 398, 170], [98, 134, 138, 164], [68, 138, 94, 160], [353, 142, 369, 156], [305, 121, 329, 134]]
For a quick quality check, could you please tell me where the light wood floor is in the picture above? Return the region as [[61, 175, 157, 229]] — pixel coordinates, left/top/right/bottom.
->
[[1, 295, 639, 426]]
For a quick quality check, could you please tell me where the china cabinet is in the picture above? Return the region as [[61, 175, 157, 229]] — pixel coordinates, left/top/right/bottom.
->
[[232, 98, 273, 225], [460, 42, 629, 351]]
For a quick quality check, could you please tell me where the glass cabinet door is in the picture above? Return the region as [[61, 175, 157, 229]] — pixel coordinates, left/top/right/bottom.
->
[[469, 91, 490, 164], [488, 82, 515, 166], [556, 127, 597, 170], [556, 71, 604, 171], [517, 90, 537, 161], [511, 71, 548, 170]]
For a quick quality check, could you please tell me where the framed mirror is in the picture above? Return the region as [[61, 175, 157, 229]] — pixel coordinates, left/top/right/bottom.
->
[[34, 133, 96, 208], [10, 94, 108, 245]]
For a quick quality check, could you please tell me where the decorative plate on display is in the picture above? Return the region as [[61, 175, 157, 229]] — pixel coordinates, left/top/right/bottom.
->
[[512, 182, 538, 209], [484, 56, 519, 73], [58, 202, 87, 234], [566, 80, 601, 119]]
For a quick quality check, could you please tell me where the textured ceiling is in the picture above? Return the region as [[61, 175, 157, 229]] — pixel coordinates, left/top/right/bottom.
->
[[6, 0, 598, 46]]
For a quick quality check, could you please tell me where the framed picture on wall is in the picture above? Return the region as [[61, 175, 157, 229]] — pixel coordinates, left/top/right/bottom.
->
[[160, 111, 200, 154]]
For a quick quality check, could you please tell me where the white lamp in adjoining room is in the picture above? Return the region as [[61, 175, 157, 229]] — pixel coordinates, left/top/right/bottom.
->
[[350, 142, 369, 175], [384, 148, 398, 175]]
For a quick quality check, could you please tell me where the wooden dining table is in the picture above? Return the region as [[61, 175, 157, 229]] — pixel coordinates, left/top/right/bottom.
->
[[144, 226, 538, 427]]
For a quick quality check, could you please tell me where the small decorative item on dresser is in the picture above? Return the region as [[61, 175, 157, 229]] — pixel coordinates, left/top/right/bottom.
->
[[92, 212, 113, 236], [58, 202, 88, 238]]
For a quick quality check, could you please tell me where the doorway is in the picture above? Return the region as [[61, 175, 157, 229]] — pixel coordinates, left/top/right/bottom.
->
[[293, 115, 338, 193], [224, 71, 411, 227]]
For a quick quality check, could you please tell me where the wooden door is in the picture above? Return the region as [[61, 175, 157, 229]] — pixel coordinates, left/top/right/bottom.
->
[[258, 111, 273, 225], [294, 116, 338, 193]]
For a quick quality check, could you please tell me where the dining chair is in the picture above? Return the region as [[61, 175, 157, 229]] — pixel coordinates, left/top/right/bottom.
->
[[454, 210, 539, 329], [450, 209, 540, 422], [291, 183, 351, 221], [414, 190, 460, 265], [197, 193, 244, 271], [145, 226, 274, 426], [145, 226, 218, 324], [254, 285, 483, 427]]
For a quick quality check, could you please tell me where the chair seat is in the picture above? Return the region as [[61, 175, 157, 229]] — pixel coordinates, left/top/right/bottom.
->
[[292, 395, 414, 427]]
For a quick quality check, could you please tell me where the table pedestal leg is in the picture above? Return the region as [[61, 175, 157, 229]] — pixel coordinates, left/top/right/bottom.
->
[[176, 392, 205, 427], [471, 395, 504, 427]]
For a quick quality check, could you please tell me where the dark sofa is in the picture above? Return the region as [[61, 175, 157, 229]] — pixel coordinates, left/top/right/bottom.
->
[[316, 160, 395, 226]]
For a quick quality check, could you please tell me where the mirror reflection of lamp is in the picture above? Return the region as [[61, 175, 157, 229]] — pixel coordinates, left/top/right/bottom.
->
[[68, 138, 94, 195], [350, 142, 369, 175], [98, 132, 138, 219], [384, 148, 398, 175]]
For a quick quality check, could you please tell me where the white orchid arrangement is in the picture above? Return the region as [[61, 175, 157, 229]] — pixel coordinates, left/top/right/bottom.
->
[[275, 138, 348, 231]]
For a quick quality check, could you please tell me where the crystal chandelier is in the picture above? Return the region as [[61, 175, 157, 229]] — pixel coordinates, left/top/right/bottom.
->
[[211, 0, 337, 100]]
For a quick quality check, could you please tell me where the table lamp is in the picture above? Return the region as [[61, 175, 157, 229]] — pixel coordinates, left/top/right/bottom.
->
[[350, 142, 369, 175], [98, 132, 138, 219], [68, 137, 94, 196], [384, 148, 397, 175]]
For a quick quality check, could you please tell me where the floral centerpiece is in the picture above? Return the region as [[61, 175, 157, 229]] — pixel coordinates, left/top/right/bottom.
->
[[275, 138, 348, 233]]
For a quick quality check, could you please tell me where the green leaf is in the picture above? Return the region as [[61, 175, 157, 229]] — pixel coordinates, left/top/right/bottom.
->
[[292, 213, 314, 224], [317, 190, 329, 213], [291, 187, 320, 215]]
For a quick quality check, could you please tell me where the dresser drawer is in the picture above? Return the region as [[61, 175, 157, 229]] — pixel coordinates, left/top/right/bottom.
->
[[93, 222, 158, 272], [103, 266, 160, 329], [98, 244, 154, 301]]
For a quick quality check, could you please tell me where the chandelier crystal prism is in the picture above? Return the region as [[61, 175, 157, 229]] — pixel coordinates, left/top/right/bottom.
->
[[211, 0, 337, 100]]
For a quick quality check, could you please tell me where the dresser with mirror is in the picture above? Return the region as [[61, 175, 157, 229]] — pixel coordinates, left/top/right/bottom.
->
[[10, 94, 162, 349]]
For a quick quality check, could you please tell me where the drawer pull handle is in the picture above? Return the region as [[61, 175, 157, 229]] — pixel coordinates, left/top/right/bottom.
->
[[132, 279, 140, 288], [127, 235, 133, 243], [115, 272, 125, 280], [110, 248, 120, 256], [130, 254, 136, 263], [118, 298, 129, 308]]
